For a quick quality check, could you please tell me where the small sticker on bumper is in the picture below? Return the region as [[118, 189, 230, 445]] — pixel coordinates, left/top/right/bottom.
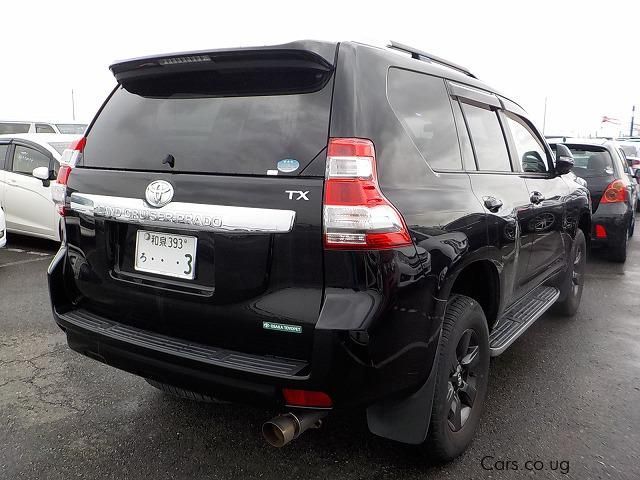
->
[[263, 322, 302, 334]]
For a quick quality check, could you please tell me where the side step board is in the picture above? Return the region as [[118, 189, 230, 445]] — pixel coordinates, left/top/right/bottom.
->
[[489, 286, 559, 356]]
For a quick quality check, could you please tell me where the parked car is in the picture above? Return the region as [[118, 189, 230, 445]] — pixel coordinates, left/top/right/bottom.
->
[[0, 121, 87, 135], [0, 207, 6, 248], [549, 139, 636, 261], [0, 133, 80, 241], [614, 142, 640, 209], [48, 40, 590, 462]]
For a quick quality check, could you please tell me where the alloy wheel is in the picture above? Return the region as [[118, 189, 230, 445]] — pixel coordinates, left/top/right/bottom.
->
[[447, 329, 480, 432], [571, 243, 585, 296]]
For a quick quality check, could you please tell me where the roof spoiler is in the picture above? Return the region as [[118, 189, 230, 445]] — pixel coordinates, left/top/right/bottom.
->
[[110, 45, 335, 83]]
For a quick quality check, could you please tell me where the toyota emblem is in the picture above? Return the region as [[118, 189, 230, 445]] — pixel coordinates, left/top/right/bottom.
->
[[145, 180, 174, 208]]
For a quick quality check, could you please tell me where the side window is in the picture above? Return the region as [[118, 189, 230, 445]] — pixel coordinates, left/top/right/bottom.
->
[[35, 123, 56, 134], [451, 100, 476, 170], [614, 148, 631, 175], [504, 114, 549, 173], [0, 144, 9, 170], [12, 146, 50, 175], [461, 103, 512, 172], [0, 123, 29, 134], [387, 68, 462, 170]]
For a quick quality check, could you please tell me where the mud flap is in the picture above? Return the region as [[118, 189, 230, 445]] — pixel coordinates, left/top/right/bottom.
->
[[365, 357, 438, 444]]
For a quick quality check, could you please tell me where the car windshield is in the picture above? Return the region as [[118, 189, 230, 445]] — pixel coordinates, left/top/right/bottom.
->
[[56, 124, 87, 134], [0, 122, 30, 134], [48, 142, 73, 155], [558, 145, 614, 178]]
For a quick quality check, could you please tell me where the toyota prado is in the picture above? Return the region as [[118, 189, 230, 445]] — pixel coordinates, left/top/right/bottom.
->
[[48, 40, 591, 461]]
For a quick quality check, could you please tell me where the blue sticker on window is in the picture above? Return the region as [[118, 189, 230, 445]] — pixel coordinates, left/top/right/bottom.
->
[[277, 159, 300, 173]]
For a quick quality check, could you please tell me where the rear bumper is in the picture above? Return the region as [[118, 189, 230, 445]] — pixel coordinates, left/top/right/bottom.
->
[[54, 307, 306, 406], [48, 246, 437, 409], [591, 203, 632, 247]]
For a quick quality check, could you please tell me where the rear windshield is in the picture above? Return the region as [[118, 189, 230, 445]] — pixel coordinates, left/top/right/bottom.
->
[[552, 144, 613, 178], [0, 122, 30, 134], [56, 124, 87, 134], [83, 68, 334, 175]]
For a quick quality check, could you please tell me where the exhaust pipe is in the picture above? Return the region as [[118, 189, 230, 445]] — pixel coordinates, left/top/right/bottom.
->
[[262, 411, 327, 447]]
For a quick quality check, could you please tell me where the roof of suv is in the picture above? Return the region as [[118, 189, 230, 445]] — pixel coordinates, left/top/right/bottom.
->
[[548, 138, 614, 147], [0, 133, 82, 158], [0, 133, 81, 143], [109, 40, 522, 112]]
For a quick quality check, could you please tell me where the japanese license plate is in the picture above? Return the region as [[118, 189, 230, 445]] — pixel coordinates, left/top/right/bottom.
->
[[134, 230, 197, 280]]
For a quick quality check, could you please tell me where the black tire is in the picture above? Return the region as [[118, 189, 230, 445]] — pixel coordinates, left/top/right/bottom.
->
[[425, 295, 490, 462], [609, 227, 628, 263], [145, 379, 227, 403], [553, 229, 586, 316]]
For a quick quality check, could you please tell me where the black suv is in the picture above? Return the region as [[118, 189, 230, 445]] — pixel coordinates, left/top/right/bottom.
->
[[48, 40, 591, 461]]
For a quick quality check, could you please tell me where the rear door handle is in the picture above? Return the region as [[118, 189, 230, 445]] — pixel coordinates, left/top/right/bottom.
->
[[530, 191, 545, 204], [483, 196, 503, 212]]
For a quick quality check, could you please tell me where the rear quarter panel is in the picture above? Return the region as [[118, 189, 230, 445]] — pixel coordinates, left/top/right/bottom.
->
[[326, 43, 489, 399]]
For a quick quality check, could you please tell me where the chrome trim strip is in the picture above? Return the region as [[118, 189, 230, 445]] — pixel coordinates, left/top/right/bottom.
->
[[69, 193, 296, 233]]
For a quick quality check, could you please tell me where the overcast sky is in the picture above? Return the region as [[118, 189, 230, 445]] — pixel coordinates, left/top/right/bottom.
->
[[2, 0, 639, 136]]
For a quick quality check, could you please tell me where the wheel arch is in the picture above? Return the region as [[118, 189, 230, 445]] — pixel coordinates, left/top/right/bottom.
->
[[578, 208, 591, 248], [437, 258, 501, 330]]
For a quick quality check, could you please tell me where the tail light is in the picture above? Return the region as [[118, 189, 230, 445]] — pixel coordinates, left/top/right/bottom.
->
[[595, 224, 607, 239], [60, 137, 86, 166], [600, 179, 627, 204], [53, 137, 86, 215], [282, 389, 333, 408], [323, 138, 412, 249]]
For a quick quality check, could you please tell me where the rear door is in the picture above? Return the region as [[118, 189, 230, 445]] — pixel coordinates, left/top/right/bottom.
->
[[502, 112, 569, 279], [0, 142, 11, 208], [64, 47, 336, 361], [4, 142, 57, 238], [451, 86, 536, 303]]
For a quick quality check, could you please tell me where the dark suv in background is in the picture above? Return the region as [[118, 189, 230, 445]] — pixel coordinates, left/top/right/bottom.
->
[[48, 40, 590, 461]]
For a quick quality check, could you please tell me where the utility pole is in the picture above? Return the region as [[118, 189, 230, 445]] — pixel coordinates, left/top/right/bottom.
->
[[542, 96, 548, 135], [630, 105, 635, 137], [71, 89, 76, 121]]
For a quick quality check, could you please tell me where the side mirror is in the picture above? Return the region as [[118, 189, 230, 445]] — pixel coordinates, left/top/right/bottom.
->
[[554, 144, 574, 175], [32, 166, 51, 186]]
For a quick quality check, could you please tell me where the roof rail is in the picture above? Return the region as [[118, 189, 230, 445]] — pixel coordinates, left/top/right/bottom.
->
[[387, 41, 476, 79]]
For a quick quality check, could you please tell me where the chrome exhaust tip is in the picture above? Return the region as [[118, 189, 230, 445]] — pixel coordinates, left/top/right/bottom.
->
[[262, 411, 327, 447]]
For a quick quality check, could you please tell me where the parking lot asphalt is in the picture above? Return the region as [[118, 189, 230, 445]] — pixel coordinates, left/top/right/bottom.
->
[[1, 233, 639, 480]]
